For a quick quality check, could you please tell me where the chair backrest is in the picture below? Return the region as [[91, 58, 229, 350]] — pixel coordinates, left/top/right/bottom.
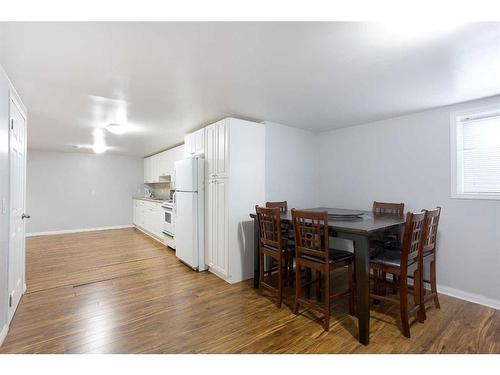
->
[[291, 209, 329, 263], [400, 211, 426, 274], [255, 205, 282, 251], [373, 201, 405, 216], [266, 201, 288, 213], [421, 207, 441, 255]]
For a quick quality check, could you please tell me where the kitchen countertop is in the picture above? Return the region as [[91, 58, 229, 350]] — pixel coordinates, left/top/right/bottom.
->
[[133, 197, 165, 203]]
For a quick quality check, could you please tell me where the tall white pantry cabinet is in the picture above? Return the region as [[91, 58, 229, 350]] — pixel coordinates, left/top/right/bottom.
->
[[205, 118, 265, 284]]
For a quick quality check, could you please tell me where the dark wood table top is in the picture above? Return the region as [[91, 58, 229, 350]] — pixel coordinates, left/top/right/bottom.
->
[[250, 207, 405, 235]]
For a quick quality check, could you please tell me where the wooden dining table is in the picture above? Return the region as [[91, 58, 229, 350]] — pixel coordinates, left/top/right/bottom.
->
[[249, 207, 406, 346]]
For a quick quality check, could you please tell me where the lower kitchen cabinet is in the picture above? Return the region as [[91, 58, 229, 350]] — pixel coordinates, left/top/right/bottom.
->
[[133, 199, 164, 241], [207, 178, 229, 278]]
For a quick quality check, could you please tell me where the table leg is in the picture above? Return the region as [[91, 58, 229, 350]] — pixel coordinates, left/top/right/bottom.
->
[[253, 216, 259, 289], [337, 232, 371, 345], [354, 235, 370, 345]]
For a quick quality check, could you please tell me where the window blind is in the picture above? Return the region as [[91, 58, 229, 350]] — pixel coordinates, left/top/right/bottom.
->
[[461, 117, 500, 193]]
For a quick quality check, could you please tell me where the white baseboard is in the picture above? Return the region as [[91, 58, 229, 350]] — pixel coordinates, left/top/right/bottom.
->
[[380, 274, 500, 310], [0, 324, 8, 347], [437, 284, 500, 310], [27, 225, 133, 237]]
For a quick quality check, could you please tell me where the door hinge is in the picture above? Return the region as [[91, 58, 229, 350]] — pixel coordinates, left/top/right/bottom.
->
[[10, 119, 14, 130], [9, 294, 12, 307]]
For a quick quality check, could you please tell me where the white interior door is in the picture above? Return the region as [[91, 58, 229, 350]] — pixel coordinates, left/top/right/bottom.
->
[[8, 95, 27, 323]]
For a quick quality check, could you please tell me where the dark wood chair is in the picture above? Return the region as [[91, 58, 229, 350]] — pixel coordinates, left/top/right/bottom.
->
[[255, 205, 294, 308], [420, 207, 441, 316], [370, 211, 426, 338], [291, 209, 355, 331], [266, 201, 295, 280], [266, 201, 288, 213], [372, 201, 405, 216], [371, 201, 405, 292]]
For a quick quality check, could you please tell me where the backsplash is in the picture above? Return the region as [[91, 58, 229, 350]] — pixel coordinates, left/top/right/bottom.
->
[[145, 182, 171, 200]]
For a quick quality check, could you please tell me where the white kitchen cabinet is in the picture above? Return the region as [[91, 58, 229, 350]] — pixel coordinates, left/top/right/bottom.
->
[[184, 128, 205, 157], [205, 118, 265, 284], [144, 155, 159, 183], [133, 199, 164, 241], [205, 124, 217, 179], [157, 151, 171, 178], [207, 179, 229, 277], [144, 144, 185, 184], [143, 157, 151, 183], [205, 120, 229, 179]]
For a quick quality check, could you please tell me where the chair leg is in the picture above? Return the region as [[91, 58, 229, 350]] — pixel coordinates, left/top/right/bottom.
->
[[414, 269, 425, 323], [324, 271, 330, 331], [373, 269, 380, 305], [283, 256, 289, 287], [316, 270, 322, 302], [430, 260, 440, 309], [392, 274, 398, 294], [277, 257, 283, 308], [289, 256, 295, 285], [381, 272, 387, 295], [305, 268, 312, 299], [259, 249, 264, 288], [293, 262, 301, 314], [348, 263, 355, 316], [399, 278, 410, 338]]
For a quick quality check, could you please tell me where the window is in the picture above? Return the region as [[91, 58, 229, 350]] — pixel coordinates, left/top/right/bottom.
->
[[451, 104, 500, 199]]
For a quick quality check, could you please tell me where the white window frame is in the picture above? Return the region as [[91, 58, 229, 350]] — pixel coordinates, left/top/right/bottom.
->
[[450, 103, 500, 200]]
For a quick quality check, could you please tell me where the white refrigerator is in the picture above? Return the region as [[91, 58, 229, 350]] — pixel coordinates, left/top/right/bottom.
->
[[174, 156, 206, 271]]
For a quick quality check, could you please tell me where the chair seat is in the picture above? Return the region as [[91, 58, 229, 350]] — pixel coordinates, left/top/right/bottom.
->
[[262, 239, 295, 253], [370, 250, 408, 268], [301, 248, 354, 264]]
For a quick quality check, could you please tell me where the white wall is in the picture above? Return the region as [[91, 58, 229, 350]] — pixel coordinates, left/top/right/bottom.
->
[[264, 121, 319, 209], [27, 150, 144, 234], [316, 95, 500, 308]]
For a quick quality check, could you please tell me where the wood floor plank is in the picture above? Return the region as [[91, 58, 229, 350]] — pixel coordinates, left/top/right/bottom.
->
[[0, 227, 498, 353]]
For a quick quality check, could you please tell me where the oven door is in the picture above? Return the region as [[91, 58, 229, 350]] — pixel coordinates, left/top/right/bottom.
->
[[162, 206, 175, 237]]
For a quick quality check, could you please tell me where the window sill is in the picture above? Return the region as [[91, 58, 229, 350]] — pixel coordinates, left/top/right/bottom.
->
[[451, 193, 500, 201]]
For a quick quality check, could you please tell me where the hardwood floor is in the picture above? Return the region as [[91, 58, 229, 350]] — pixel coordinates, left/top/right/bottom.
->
[[1, 228, 498, 353]]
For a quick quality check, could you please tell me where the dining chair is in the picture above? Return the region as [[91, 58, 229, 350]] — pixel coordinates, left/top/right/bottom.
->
[[372, 201, 405, 216], [266, 201, 288, 213], [420, 207, 442, 315], [370, 211, 426, 338], [266, 201, 295, 282], [255, 205, 295, 308], [371, 201, 406, 293], [291, 209, 355, 331]]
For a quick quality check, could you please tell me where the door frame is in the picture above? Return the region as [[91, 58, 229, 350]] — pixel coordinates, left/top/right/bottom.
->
[[7, 90, 27, 324]]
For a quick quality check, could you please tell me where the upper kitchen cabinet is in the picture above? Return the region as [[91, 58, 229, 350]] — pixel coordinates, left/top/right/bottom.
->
[[184, 128, 205, 157], [143, 156, 156, 183], [144, 144, 185, 184], [157, 151, 172, 178], [206, 119, 229, 179]]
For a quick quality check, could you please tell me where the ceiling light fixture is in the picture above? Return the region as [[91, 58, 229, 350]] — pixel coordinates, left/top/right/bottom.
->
[[106, 123, 127, 135], [92, 142, 107, 154], [92, 128, 108, 154]]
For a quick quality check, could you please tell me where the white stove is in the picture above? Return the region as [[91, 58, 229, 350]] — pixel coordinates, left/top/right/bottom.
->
[[161, 199, 175, 249]]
